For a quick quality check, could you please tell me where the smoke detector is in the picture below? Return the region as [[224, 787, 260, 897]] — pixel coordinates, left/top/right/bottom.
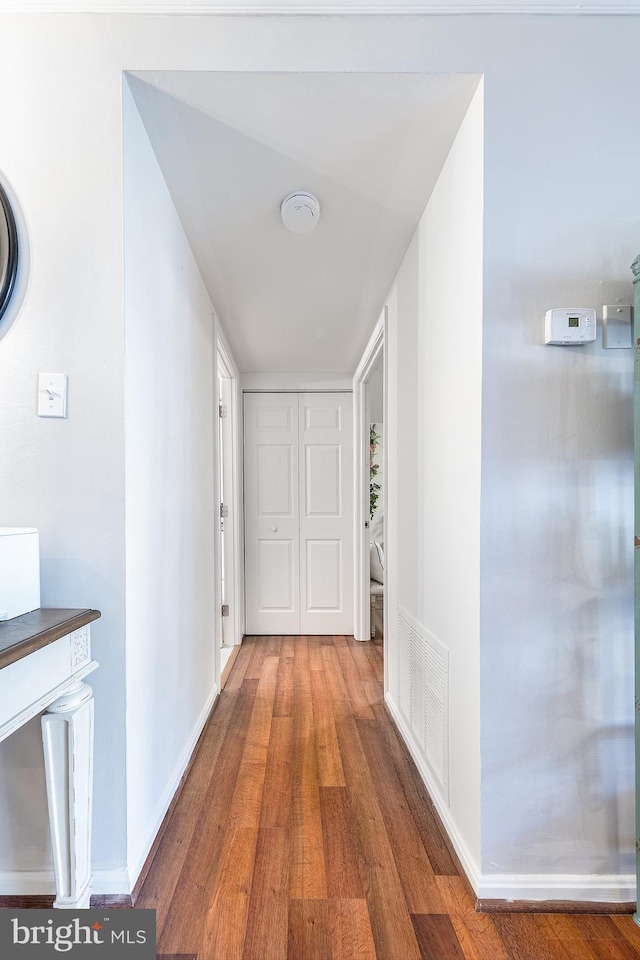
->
[[280, 192, 320, 234]]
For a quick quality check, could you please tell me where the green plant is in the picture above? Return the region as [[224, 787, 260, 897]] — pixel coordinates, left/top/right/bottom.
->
[[370, 424, 381, 521]]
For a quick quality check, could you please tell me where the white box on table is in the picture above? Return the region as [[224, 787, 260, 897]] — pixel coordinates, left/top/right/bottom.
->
[[0, 528, 40, 621]]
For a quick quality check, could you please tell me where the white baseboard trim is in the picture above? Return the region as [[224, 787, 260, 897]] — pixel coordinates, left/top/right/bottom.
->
[[125, 683, 219, 891], [0, 868, 132, 897], [478, 873, 636, 904], [385, 692, 636, 907], [384, 691, 482, 894], [0, 871, 55, 895], [92, 869, 132, 895]]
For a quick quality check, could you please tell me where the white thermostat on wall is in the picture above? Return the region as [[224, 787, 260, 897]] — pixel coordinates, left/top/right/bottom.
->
[[544, 308, 596, 345]]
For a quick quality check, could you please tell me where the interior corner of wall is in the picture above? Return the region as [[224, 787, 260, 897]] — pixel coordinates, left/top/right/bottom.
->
[[384, 693, 482, 896], [92, 866, 134, 897]]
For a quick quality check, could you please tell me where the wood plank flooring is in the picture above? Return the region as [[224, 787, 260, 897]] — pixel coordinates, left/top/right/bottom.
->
[[136, 636, 640, 960]]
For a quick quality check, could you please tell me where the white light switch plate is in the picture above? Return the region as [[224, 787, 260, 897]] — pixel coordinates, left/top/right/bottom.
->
[[602, 305, 632, 349], [38, 373, 67, 418]]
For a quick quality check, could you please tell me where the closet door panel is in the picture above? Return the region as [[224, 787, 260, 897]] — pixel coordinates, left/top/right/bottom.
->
[[299, 394, 354, 634], [257, 444, 294, 516], [244, 394, 300, 634], [257, 539, 295, 611], [305, 444, 341, 516], [244, 392, 353, 636], [305, 539, 342, 611]]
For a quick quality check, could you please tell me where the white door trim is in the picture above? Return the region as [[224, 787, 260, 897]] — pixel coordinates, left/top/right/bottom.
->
[[215, 319, 244, 673], [353, 307, 387, 642]]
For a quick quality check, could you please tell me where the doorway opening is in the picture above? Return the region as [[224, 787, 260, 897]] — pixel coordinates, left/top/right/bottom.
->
[[354, 310, 386, 657], [368, 359, 385, 645], [216, 330, 242, 687]]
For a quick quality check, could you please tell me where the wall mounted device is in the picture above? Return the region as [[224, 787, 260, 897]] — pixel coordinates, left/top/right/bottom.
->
[[602, 304, 632, 349], [544, 308, 596, 345], [38, 373, 68, 418], [280, 191, 321, 234]]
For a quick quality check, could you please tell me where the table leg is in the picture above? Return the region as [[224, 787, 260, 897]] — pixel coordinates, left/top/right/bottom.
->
[[41, 680, 94, 909]]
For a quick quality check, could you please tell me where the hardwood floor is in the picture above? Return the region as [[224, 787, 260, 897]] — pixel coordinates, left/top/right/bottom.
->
[[137, 636, 640, 960]]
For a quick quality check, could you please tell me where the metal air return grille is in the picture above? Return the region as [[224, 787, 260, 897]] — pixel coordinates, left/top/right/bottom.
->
[[398, 605, 449, 797]]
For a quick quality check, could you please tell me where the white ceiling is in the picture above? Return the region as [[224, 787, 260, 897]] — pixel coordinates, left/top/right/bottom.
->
[[2, 1, 637, 12], [128, 71, 479, 373]]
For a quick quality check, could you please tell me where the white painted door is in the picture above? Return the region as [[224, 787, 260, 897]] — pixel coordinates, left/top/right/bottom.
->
[[218, 374, 232, 647], [244, 392, 353, 635], [244, 394, 301, 634], [299, 393, 353, 634]]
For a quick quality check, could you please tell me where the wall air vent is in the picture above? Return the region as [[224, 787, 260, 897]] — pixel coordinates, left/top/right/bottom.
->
[[398, 605, 449, 797]]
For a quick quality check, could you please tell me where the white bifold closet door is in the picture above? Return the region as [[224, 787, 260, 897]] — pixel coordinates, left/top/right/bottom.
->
[[244, 392, 353, 635]]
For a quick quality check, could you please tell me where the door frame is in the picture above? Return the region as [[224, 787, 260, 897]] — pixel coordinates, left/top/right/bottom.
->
[[215, 320, 243, 674], [353, 307, 387, 642], [632, 252, 640, 927]]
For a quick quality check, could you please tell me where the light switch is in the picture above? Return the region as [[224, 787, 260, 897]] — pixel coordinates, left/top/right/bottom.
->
[[38, 373, 67, 418], [602, 305, 632, 349]]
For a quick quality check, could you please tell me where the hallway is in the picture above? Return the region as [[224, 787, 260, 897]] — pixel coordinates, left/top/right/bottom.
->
[[137, 637, 640, 960]]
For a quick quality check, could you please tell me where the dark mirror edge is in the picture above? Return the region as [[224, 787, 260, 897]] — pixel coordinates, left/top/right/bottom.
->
[[0, 182, 19, 323]]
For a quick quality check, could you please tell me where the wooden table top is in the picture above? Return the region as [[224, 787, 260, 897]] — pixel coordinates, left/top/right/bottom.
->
[[0, 608, 101, 670]]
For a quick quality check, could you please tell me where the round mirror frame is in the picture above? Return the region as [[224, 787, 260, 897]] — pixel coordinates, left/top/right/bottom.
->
[[0, 181, 19, 323]]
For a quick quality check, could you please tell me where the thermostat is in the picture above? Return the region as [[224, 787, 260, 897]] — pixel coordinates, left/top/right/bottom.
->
[[544, 308, 596, 345]]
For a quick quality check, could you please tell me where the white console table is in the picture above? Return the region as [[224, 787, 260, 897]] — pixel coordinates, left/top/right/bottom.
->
[[0, 608, 100, 909]]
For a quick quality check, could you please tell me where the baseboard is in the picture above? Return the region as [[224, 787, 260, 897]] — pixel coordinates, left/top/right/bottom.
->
[[0, 868, 131, 898], [221, 644, 241, 688], [126, 683, 219, 893], [385, 693, 636, 910], [384, 692, 482, 894], [477, 873, 636, 906], [93, 869, 133, 896], [0, 871, 55, 896]]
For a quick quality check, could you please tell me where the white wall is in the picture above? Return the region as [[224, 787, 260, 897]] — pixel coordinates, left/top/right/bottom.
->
[[241, 372, 352, 391], [385, 83, 484, 881], [0, 14, 129, 893], [383, 19, 637, 901], [123, 81, 218, 885], [0, 11, 637, 901], [369, 361, 384, 423], [477, 24, 636, 900]]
